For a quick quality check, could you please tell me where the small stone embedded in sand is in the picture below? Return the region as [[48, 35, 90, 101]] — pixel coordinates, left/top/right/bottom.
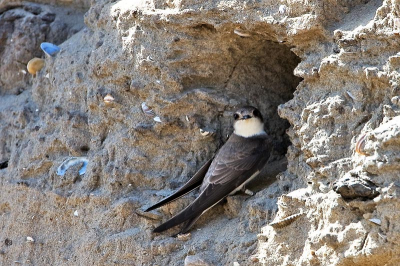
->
[[176, 232, 191, 241], [74, 210, 79, 217], [26, 236, 34, 243], [130, 79, 143, 90], [40, 42, 61, 57], [4, 238, 12, 246], [27, 58, 44, 75], [249, 255, 259, 263], [333, 176, 380, 200], [56, 157, 88, 176]]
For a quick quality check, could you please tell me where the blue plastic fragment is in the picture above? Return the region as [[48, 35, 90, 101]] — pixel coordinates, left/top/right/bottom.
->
[[40, 42, 61, 56], [78, 160, 88, 175], [56, 157, 88, 176]]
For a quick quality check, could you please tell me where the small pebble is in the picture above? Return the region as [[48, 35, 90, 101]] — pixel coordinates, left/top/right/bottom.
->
[[27, 58, 44, 75], [177, 233, 191, 241]]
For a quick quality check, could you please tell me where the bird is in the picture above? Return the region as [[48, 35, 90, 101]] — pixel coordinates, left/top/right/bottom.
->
[[144, 106, 273, 234]]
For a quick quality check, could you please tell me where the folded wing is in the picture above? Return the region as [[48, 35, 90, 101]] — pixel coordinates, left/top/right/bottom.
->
[[153, 135, 271, 233], [144, 158, 212, 212]]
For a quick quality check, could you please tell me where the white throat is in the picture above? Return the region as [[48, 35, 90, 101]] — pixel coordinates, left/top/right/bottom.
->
[[234, 118, 266, 138]]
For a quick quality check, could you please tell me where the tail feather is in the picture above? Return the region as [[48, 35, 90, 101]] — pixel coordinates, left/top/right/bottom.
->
[[152, 182, 232, 233], [153, 207, 201, 233], [144, 158, 212, 212], [179, 214, 202, 234]]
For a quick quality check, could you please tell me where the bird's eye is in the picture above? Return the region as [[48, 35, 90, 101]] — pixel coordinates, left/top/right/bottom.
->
[[233, 113, 239, 120], [253, 109, 260, 117]]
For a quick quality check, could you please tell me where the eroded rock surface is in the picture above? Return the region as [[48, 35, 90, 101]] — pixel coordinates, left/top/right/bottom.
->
[[0, 0, 400, 265]]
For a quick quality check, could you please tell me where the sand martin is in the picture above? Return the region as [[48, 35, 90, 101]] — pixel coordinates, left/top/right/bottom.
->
[[145, 106, 273, 234]]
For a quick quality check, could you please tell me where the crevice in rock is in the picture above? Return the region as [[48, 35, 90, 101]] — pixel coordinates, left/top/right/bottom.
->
[[223, 38, 302, 149], [0, 160, 8, 169]]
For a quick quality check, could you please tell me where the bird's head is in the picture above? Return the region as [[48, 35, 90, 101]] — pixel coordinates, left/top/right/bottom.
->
[[233, 106, 266, 138]]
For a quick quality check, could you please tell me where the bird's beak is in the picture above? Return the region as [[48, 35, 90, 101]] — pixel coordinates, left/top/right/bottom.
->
[[241, 115, 252, 120]]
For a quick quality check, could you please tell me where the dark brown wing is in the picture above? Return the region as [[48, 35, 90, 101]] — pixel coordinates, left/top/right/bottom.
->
[[201, 134, 271, 190]]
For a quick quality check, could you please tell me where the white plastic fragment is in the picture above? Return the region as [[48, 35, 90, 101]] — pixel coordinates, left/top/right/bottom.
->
[[74, 210, 79, 217], [369, 218, 381, 225], [26, 236, 34, 242], [153, 116, 162, 123]]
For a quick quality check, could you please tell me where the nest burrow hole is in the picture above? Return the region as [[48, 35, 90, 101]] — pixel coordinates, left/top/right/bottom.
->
[[178, 27, 302, 158]]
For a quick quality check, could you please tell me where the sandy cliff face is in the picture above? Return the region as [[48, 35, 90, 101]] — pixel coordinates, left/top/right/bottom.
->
[[1, 0, 399, 265]]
